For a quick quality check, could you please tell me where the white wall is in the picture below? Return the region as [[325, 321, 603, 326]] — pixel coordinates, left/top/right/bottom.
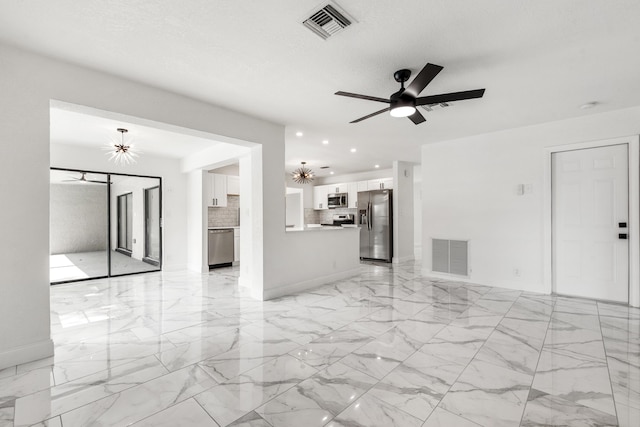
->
[[50, 183, 108, 254], [413, 165, 422, 259], [422, 105, 640, 300], [0, 43, 282, 369], [392, 161, 415, 263]]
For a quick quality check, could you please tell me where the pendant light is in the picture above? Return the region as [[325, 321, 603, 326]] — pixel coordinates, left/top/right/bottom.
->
[[292, 162, 314, 184], [105, 128, 138, 165]]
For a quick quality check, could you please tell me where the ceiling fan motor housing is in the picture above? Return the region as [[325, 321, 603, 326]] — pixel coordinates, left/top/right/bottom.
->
[[390, 88, 416, 116]]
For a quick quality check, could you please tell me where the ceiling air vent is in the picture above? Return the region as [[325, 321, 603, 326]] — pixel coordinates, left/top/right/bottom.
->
[[303, 3, 353, 40]]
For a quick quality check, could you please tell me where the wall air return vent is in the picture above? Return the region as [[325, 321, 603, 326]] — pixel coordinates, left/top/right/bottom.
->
[[432, 239, 469, 276], [303, 2, 353, 40]]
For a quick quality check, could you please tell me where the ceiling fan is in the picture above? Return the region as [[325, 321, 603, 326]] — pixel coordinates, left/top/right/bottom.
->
[[63, 172, 109, 184], [335, 62, 485, 125]]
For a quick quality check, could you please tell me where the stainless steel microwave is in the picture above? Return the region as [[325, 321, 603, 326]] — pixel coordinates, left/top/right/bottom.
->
[[328, 193, 348, 209]]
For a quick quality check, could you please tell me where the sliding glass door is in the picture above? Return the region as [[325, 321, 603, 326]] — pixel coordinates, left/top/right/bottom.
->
[[50, 168, 162, 284], [109, 174, 162, 276], [49, 169, 110, 283]]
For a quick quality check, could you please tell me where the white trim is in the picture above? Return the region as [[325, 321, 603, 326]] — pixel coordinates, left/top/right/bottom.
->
[[0, 339, 54, 370], [543, 135, 640, 307], [262, 268, 361, 300]]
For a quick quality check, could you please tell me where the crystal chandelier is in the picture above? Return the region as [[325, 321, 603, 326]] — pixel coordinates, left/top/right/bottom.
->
[[292, 162, 314, 184], [105, 128, 138, 165]]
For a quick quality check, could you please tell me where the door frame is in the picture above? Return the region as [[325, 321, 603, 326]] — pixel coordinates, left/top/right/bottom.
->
[[50, 166, 163, 284], [143, 185, 162, 267], [543, 135, 640, 307]]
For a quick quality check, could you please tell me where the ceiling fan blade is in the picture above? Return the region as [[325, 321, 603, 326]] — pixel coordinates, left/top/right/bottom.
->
[[350, 107, 390, 123], [416, 89, 486, 106], [408, 110, 426, 125], [335, 91, 390, 104], [404, 63, 444, 98]]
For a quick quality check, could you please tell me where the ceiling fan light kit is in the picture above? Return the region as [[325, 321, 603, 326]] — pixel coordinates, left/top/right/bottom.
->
[[335, 62, 485, 125]]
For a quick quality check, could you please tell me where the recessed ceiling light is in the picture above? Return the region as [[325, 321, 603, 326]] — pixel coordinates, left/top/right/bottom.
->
[[374, 164, 380, 168], [296, 131, 303, 137], [580, 102, 597, 110], [322, 140, 329, 145], [350, 148, 356, 153], [330, 171, 334, 175]]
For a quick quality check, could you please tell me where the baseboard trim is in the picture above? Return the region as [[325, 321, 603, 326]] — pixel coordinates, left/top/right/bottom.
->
[[0, 338, 54, 370], [263, 267, 361, 301]]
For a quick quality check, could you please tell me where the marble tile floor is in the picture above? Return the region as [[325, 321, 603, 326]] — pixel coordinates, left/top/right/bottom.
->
[[1, 262, 639, 426]]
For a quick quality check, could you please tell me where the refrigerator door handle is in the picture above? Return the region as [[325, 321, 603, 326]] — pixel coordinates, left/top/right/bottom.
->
[[368, 201, 372, 230]]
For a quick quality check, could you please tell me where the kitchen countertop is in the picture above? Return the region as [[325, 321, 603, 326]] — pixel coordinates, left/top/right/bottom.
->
[[208, 226, 239, 230], [286, 225, 360, 232]]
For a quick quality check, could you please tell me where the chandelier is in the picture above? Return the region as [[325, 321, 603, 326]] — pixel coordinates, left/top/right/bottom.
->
[[105, 128, 138, 165], [292, 162, 314, 184]]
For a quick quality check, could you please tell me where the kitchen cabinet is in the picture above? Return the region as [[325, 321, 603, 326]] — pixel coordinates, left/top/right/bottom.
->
[[233, 228, 240, 262], [348, 182, 358, 208], [208, 173, 228, 207], [357, 180, 369, 192], [313, 178, 393, 209], [227, 176, 240, 195], [327, 183, 348, 194], [313, 185, 329, 210], [367, 178, 393, 190]]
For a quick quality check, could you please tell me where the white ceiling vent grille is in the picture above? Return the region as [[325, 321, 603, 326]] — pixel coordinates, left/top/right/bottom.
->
[[303, 3, 353, 40]]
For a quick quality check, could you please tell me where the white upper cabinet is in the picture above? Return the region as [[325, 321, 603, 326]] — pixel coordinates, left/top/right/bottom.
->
[[313, 185, 329, 210], [328, 183, 348, 194], [367, 178, 393, 190], [209, 173, 228, 207], [357, 180, 369, 192], [227, 175, 240, 195]]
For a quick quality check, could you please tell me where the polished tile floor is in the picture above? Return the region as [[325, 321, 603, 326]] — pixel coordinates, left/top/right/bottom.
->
[[1, 262, 638, 426]]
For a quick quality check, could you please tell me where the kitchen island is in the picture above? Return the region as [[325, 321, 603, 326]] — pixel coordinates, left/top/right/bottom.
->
[[285, 225, 359, 232], [260, 225, 361, 299]]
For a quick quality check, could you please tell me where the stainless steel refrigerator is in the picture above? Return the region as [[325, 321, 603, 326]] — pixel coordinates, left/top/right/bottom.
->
[[358, 189, 393, 262]]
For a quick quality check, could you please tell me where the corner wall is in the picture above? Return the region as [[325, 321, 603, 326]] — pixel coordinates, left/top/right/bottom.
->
[[421, 105, 640, 299], [393, 161, 415, 263]]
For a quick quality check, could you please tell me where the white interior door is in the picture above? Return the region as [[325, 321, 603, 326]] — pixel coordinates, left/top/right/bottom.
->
[[552, 144, 629, 303]]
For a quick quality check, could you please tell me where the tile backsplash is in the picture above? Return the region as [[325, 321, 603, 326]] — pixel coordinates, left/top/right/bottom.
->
[[305, 207, 357, 225], [208, 195, 240, 227]]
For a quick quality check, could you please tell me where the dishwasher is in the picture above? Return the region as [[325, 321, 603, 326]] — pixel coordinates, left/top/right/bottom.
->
[[208, 229, 234, 268]]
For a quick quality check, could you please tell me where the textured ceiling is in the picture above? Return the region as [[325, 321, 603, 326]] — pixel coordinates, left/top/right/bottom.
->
[[2, 0, 640, 176]]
